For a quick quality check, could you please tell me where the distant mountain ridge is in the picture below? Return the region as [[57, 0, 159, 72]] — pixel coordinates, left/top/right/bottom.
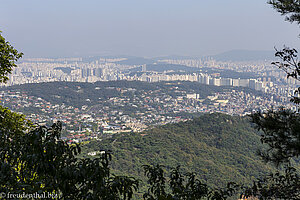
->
[[127, 64, 199, 73], [211, 50, 275, 61], [115, 56, 155, 65]]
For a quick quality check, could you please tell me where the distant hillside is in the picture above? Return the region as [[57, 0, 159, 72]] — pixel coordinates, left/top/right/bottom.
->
[[153, 55, 200, 60], [81, 113, 273, 188], [127, 64, 199, 73], [54, 67, 74, 74], [82, 55, 126, 63], [212, 50, 275, 61], [2, 81, 263, 108], [146, 64, 199, 72], [201, 67, 258, 79], [115, 57, 155, 65]]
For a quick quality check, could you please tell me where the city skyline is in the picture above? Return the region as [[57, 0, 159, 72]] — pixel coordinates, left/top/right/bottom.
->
[[1, 0, 299, 58]]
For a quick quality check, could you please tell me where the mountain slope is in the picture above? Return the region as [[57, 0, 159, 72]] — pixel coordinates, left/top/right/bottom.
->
[[82, 113, 273, 187]]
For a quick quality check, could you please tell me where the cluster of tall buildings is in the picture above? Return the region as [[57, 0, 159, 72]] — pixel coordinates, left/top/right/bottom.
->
[[2, 60, 275, 93], [81, 67, 103, 78], [2, 57, 298, 99], [198, 74, 272, 91], [129, 73, 272, 92]]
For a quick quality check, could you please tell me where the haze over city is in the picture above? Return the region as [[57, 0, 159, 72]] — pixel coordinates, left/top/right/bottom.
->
[[1, 0, 300, 199], [0, 0, 299, 58]]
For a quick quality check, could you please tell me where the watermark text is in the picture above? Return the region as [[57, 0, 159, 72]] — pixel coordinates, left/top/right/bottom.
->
[[0, 192, 58, 199]]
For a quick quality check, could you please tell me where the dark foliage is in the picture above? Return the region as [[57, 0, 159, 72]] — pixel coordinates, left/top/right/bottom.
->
[[243, 167, 300, 199], [246, 109, 300, 199], [251, 108, 300, 166], [272, 47, 299, 80], [142, 164, 238, 200], [244, 2, 300, 198], [0, 106, 139, 199], [0, 32, 23, 83], [271, 47, 300, 104], [269, 0, 300, 24]]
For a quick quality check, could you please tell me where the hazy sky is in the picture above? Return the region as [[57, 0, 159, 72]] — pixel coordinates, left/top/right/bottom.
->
[[0, 0, 299, 58]]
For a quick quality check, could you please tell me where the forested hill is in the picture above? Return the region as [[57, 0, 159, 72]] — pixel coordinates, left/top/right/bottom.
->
[[1, 81, 264, 108], [81, 113, 273, 188]]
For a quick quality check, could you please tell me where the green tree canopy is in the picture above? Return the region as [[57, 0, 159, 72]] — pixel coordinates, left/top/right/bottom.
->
[[0, 108, 139, 199], [0, 32, 23, 83], [269, 0, 300, 24], [242, 1, 300, 199]]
